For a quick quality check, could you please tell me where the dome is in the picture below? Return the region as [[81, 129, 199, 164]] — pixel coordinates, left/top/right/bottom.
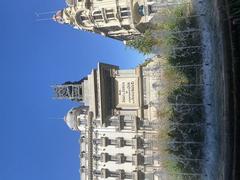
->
[[64, 107, 84, 131], [65, 0, 76, 6]]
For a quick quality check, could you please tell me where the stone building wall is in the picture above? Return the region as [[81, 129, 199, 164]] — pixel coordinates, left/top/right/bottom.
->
[[53, 0, 156, 41], [54, 57, 163, 180]]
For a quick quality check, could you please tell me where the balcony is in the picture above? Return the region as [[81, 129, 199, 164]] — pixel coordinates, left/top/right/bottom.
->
[[116, 137, 125, 148], [131, 117, 144, 131], [116, 169, 125, 180], [118, 116, 125, 131], [100, 153, 110, 163], [101, 168, 110, 178], [100, 137, 109, 147], [132, 136, 144, 149], [132, 153, 144, 166], [132, 170, 145, 180], [116, 153, 126, 164]]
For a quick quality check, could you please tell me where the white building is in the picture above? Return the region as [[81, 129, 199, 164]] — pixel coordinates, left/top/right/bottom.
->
[[54, 59, 162, 180], [53, 0, 157, 41]]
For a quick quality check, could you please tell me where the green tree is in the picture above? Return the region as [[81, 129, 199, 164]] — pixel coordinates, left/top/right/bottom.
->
[[126, 30, 156, 55]]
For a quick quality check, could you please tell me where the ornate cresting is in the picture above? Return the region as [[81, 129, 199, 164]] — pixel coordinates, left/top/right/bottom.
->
[[53, 84, 83, 102]]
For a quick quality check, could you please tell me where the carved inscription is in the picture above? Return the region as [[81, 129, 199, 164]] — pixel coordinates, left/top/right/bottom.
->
[[118, 80, 135, 104]]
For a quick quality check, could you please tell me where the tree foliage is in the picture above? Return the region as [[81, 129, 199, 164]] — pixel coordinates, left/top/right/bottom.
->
[[126, 30, 157, 55]]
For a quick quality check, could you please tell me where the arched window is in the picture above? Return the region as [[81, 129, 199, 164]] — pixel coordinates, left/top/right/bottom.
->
[[80, 15, 88, 21], [92, 10, 103, 21], [75, 11, 88, 25]]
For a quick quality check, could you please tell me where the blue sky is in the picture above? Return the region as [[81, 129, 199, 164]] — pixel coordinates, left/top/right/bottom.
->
[[0, 0, 144, 180]]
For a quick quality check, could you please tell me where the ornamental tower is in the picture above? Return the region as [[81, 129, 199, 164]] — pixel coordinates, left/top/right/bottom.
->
[[53, 0, 156, 41]]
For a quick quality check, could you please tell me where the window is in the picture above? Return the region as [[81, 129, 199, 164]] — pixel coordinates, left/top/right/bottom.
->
[[93, 15, 103, 20], [106, 9, 114, 13], [93, 10, 103, 21], [120, 7, 130, 18], [105, 9, 115, 20], [75, 11, 88, 25], [120, 7, 129, 11], [121, 12, 130, 18], [106, 13, 114, 19]]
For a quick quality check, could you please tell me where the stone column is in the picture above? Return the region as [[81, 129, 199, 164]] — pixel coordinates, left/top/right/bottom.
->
[[87, 111, 93, 180]]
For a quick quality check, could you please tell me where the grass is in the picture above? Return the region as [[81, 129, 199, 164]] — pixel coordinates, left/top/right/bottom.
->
[[136, 2, 205, 178]]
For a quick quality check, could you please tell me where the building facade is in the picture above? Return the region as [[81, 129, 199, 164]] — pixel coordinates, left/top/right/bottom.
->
[[53, 0, 157, 41], [53, 59, 162, 180]]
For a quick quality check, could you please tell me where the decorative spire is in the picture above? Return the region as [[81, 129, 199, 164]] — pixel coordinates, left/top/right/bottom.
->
[[65, 0, 77, 7], [53, 10, 65, 24]]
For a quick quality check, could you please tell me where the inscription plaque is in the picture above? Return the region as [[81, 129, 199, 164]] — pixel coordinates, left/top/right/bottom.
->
[[116, 78, 139, 107]]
